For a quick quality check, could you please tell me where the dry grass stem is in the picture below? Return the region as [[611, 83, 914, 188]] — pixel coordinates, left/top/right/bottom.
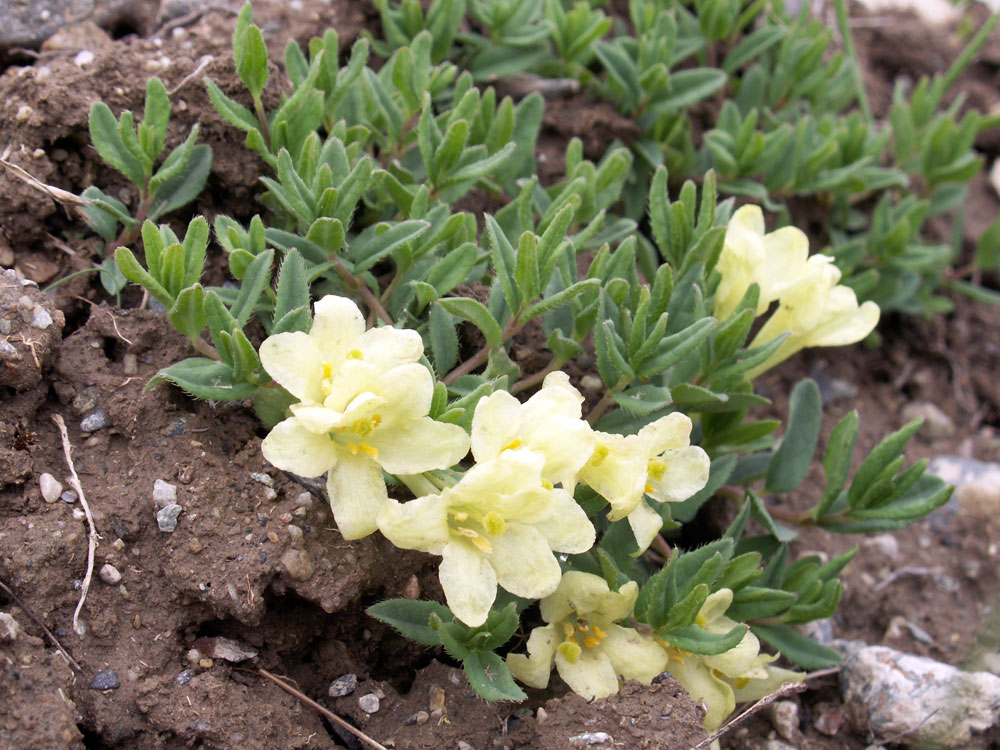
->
[[51, 414, 100, 637]]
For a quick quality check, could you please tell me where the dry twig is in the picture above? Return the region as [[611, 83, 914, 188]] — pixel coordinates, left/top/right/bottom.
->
[[0, 578, 83, 672], [51, 414, 99, 637], [256, 668, 390, 750]]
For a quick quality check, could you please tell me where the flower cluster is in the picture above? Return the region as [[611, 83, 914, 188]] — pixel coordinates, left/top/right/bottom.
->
[[714, 205, 880, 378], [258, 295, 794, 721]]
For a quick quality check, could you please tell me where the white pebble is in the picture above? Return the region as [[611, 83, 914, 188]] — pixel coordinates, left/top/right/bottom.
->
[[39, 473, 63, 503], [15, 105, 32, 123], [358, 693, 380, 713], [74, 50, 95, 68], [152, 479, 177, 508], [99, 564, 122, 585]]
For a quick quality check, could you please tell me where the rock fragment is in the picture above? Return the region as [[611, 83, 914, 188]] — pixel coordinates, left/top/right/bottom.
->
[[157, 504, 183, 532], [152, 479, 178, 508], [89, 670, 121, 690], [80, 408, 108, 432], [39, 472, 62, 503], [329, 674, 358, 698], [99, 563, 121, 585], [358, 693, 380, 713]]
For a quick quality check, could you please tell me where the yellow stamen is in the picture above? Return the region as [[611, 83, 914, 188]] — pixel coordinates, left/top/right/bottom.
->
[[591, 625, 606, 640], [483, 511, 506, 536], [348, 444, 358, 455], [501, 438, 522, 452], [583, 637, 600, 649], [541, 479, 553, 491], [347, 349, 363, 360], [647, 459, 667, 482], [469, 535, 492, 554], [352, 418, 376, 437], [358, 443, 378, 458], [563, 622, 576, 639], [371, 414, 382, 427], [588, 444, 609, 468], [644, 484, 655, 494], [453, 511, 469, 522], [321, 361, 333, 378]]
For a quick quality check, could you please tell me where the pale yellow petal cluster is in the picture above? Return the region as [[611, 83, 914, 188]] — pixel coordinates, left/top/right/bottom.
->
[[377, 449, 595, 627], [661, 588, 800, 730], [507, 571, 667, 700], [259, 296, 470, 540], [713, 205, 879, 378], [579, 412, 710, 552]]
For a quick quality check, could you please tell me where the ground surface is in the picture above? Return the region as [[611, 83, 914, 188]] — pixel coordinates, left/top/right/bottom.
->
[[1, 2, 1000, 749]]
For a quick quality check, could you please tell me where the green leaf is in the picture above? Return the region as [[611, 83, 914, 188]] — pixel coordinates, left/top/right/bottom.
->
[[89, 102, 145, 186], [428, 302, 459, 375], [204, 290, 239, 364], [145, 357, 256, 400], [848, 418, 922, 508], [727, 586, 798, 620], [352, 220, 430, 274], [253, 384, 297, 428], [160, 243, 186, 300], [367, 599, 450, 647], [167, 284, 206, 343], [437, 298, 503, 348], [149, 123, 199, 193], [238, 24, 269, 99], [635, 317, 716, 377], [813, 410, 859, 519], [230, 248, 274, 326], [148, 145, 212, 221], [752, 623, 841, 669], [205, 77, 259, 132], [724, 26, 786, 73], [141, 77, 171, 161], [273, 249, 310, 325], [748, 490, 798, 543], [660, 624, 747, 655], [521, 279, 600, 321], [484, 215, 521, 312], [80, 186, 130, 242], [463, 650, 527, 702], [115, 246, 172, 308], [652, 69, 728, 114], [181, 216, 209, 288], [766, 378, 822, 493]]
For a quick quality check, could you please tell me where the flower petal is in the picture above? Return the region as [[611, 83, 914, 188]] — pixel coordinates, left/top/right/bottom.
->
[[639, 412, 693, 455], [259, 332, 324, 402], [580, 433, 646, 520], [506, 624, 560, 689], [667, 655, 735, 730], [602, 624, 669, 684], [440, 540, 497, 627], [705, 629, 759, 678], [627, 498, 664, 554], [488, 523, 562, 600], [290, 403, 345, 434], [376, 495, 450, 553], [261, 417, 338, 477], [373, 363, 435, 421], [326, 451, 387, 539], [470, 390, 522, 463], [555, 647, 619, 701], [533, 489, 595, 554], [647, 446, 711, 504], [540, 571, 616, 623], [357, 325, 424, 369], [309, 296, 365, 362], [593, 580, 639, 623], [370, 417, 471, 475]]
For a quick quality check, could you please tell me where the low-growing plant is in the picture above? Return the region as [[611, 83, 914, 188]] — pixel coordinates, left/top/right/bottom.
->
[[70, 1, 966, 735]]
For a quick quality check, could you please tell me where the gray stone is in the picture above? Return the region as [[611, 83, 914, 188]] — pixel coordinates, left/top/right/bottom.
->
[[280, 548, 315, 581], [174, 669, 193, 686], [99, 563, 121, 585], [152, 479, 178, 508], [768, 700, 800, 742], [0, 0, 152, 53], [841, 643, 1000, 747], [901, 401, 954, 440], [88, 669, 120, 690], [358, 693, 380, 713], [0, 612, 20, 641], [568, 733, 612, 745], [80, 408, 108, 432], [156, 503, 182, 532], [328, 673, 358, 698], [30, 307, 53, 329], [0, 340, 20, 360]]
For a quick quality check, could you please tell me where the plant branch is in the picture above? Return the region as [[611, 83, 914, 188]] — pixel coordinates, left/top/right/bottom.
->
[[510, 355, 565, 394], [586, 376, 629, 426], [443, 315, 524, 386], [332, 258, 394, 325]]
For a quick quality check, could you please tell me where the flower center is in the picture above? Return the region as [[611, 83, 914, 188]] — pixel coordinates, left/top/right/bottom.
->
[[556, 617, 608, 662], [332, 414, 382, 459], [645, 458, 667, 494], [447, 507, 507, 554], [587, 444, 610, 468]]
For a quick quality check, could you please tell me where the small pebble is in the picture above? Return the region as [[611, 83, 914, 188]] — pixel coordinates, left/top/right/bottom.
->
[[30, 308, 52, 329], [358, 693, 380, 713], [0, 613, 20, 642], [198, 658, 214, 669], [152, 479, 178, 508], [157, 503, 183, 532], [328, 673, 358, 698], [72, 387, 100, 415], [901, 401, 954, 441], [0, 340, 21, 360], [99, 563, 121, 585], [15, 105, 32, 122], [266, 531, 279, 544], [294, 492, 313, 507], [536, 707, 548, 725], [122, 353, 138, 375], [457, 742, 474, 750], [39, 473, 63, 503], [261, 487, 278, 501], [250, 472, 273, 485], [61, 490, 77, 504], [0, 318, 10, 334], [111, 537, 125, 551], [74, 50, 95, 67], [174, 669, 192, 686], [287, 525, 303, 546], [568, 732, 612, 745], [768, 700, 800, 742], [280, 549, 315, 580], [80, 409, 109, 432], [89, 669, 120, 690]]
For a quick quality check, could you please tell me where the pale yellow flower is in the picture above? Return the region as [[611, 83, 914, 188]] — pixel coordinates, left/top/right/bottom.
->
[[260, 295, 470, 540], [660, 589, 801, 730], [377, 449, 595, 627], [579, 413, 709, 553], [471, 371, 595, 488], [507, 571, 668, 700], [745, 259, 880, 379]]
